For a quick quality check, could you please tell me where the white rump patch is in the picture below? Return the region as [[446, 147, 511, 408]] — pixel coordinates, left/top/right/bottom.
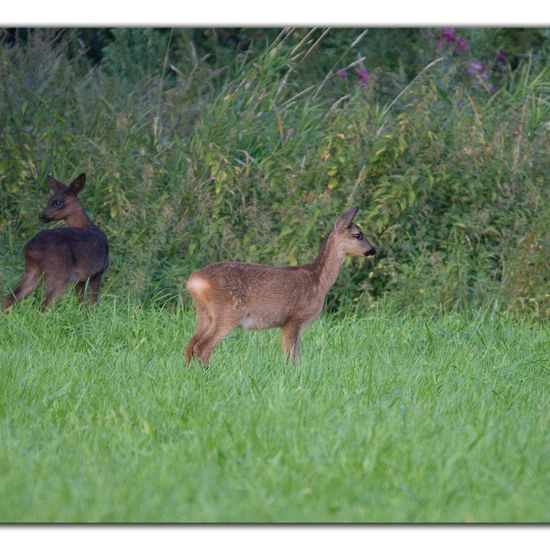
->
[[187, 275, 210, 295]]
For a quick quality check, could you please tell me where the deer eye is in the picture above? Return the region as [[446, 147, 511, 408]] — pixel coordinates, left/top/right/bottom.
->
[[52, 200, 63, 208], [354, 233, 363, 240]]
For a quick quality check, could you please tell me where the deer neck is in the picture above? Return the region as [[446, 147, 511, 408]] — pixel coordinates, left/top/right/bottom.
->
[[65, 204, 93, 229], [312, 231, 346, 294]]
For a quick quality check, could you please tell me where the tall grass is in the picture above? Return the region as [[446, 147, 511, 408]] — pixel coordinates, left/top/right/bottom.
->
[[1, 28, 549, 315], [0, 301, 549, 522]]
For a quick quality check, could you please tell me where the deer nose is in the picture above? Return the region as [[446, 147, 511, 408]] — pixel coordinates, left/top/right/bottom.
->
[[364, 247, 376, 257], [39, 212, 50, 222]]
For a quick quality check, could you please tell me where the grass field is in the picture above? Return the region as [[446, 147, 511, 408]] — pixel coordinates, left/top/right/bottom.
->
[[0, 299, 549, 523]]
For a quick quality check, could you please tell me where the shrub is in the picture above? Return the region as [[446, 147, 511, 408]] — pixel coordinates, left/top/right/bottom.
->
[[1, 28, 548, 316]]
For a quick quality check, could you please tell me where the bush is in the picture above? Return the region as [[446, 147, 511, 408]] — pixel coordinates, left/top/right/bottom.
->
[[1, 28, 548, 315]]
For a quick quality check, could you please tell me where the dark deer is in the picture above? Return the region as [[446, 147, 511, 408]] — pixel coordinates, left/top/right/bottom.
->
[[3, 173, 109, 310], [185, 206, 376, 366]]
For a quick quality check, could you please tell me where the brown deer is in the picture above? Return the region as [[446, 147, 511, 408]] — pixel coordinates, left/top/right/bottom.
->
[[185, 206, 376, 366], [3, 173, 109, 310]]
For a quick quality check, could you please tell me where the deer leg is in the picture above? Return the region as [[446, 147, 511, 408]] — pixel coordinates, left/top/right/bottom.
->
[[195, 325, 234, 367], [75, 281, 86, 305], [87, 273, 103, 306], [184, 305, 212, 366], [282, 320, 303, 361], [3, 263, 41, 310], [194, 314, 240, 367], [42, 276, 71, 310]]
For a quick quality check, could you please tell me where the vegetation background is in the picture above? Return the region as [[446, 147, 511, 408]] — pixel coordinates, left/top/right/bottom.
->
[[0, 27, 549, 524], [0, 27, 549, 314]]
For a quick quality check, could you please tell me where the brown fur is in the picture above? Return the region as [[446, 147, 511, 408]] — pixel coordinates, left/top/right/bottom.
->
[[3, 173, 109, 311], [185, 206, 376, 366]]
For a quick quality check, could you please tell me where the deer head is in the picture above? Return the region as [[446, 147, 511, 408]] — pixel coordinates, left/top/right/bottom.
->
[[333, 206, 376, 258], [39, 173, 88, 226]]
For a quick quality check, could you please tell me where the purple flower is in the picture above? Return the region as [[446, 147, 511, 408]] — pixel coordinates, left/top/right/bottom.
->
[[357, 68, 369, 88], [439, 28, 457, 42], [455, 37, 469, 51], [337, 68, 348, 79], [467, 60, 489, 83], [496, 50, 508, 71], [467, 60, 485, 76]]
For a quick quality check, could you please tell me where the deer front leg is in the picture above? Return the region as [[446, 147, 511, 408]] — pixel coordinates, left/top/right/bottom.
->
[[75, 281, 86, 305], [87, 273, 103, 306], [282, 320, 303, 361]]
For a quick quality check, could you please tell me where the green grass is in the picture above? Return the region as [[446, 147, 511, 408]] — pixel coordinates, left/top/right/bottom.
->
[[0, 299, 549, 523]]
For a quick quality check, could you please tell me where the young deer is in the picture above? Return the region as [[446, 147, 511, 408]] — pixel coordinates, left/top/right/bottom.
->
[[3, 173, 109, 310], [185, 206, 376, 366]]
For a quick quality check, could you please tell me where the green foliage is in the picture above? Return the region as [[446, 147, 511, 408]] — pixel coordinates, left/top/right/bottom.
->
[[1, 28, 549, 315]]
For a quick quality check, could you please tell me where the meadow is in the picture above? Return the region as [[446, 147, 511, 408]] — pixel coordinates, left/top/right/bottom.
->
[[0, 299, 549, 522], [0, 28, 549, 524]]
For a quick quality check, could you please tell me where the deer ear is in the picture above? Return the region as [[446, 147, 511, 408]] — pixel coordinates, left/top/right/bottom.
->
[[47, 175, 66, 193], [335, 206, 359, 229], [69, 173, 86, 195]]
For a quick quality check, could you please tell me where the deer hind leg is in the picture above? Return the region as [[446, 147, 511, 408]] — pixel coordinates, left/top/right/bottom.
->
[[282, 320, 303, 361], [194, 318, 239, 367], [188, 304, 242, 367], [3, 262, 41, 310], [185, 304, 212, 366], [75, 281, 86, 305]]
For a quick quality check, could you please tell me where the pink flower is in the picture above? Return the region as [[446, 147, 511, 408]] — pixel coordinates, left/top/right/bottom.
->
[[337, 68, 348, 79], [357, 68, 369, 88], [467, 60, 489, 82], [496, 50, 508, 71], [440, 28, 457, 42], [467, 60, 485, 76], [455, 37, 468, 51]]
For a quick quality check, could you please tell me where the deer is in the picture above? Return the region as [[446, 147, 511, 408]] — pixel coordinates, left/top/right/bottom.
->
[[184, 206, 376, 367], [3, 173, 109, 311]]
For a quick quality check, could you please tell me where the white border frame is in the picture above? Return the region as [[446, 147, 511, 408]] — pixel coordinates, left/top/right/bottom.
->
[[0, 0, 549, 26]]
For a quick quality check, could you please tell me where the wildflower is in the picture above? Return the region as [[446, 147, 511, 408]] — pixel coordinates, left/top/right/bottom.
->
[[467, 60, 489, 83], [455, 37, 469, 51], [496, 50, 508, 71], [439, 28, 457, 42], [336, 68, 348, 79], [357, 68, 369, 88], [467, 60, 485, 77]]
